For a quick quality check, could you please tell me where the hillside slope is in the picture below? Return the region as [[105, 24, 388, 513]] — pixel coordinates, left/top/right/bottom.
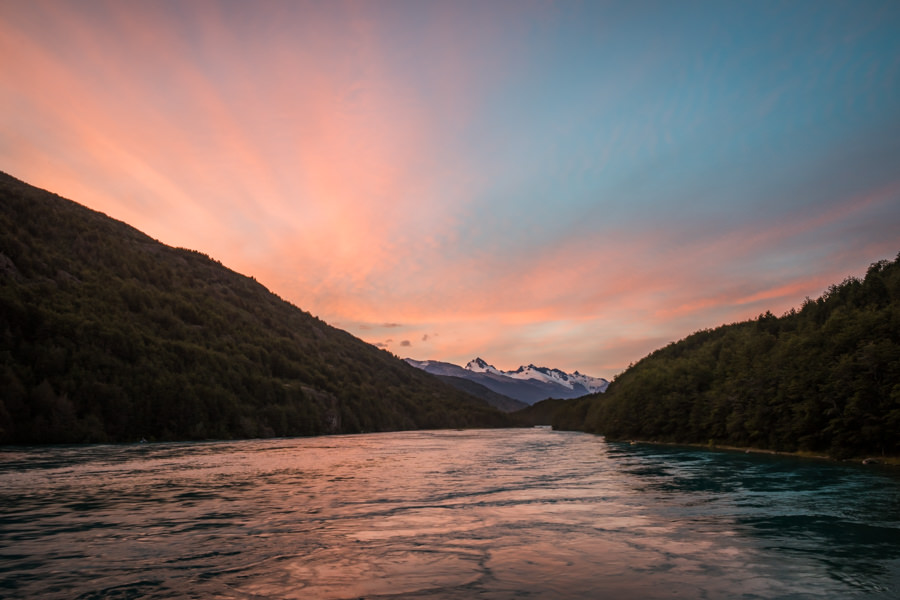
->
[[554, 254, 900, 459], [0, 172, 509, 443], [431, 375, 528, 412]]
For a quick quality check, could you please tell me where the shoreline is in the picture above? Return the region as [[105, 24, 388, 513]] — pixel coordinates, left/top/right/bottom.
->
[[600, 436, 900, 467]]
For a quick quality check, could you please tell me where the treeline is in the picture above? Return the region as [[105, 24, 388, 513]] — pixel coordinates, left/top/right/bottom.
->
[[0, 172, 509, 444], [553, 254, 900, 459]]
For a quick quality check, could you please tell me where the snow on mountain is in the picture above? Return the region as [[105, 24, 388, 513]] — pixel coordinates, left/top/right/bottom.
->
[[569, 370, 610, 394], [406, 356, 608, 405], [507, 364, 574, 388], [466, 359, 609, 394], [464, 357, 504, 375], [404, 358, 433, 370]]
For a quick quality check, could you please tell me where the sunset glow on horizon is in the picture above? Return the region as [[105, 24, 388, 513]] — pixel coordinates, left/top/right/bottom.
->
[[2, 0, 899, 377]]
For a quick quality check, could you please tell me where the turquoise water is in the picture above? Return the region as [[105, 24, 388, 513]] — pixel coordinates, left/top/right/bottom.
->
[[2, 429, 899, 599]]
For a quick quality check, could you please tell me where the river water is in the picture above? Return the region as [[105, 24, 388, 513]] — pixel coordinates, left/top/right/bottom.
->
[[2, 429, 899, 599]]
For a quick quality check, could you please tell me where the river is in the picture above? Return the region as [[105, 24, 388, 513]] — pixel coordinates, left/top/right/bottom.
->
[[2, 428, 899, 599]]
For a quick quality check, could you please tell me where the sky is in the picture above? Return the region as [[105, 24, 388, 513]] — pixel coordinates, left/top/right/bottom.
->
[[2, 0, 899, 377]]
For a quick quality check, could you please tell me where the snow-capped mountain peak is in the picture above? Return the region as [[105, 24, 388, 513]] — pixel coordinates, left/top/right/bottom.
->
[[465, 357, 503, 375], [407, 357, 608, 405], [466, 358, 609, 394]]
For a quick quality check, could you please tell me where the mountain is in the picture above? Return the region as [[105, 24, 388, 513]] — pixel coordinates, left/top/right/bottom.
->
[[509, 398, 573, 427], [466, 358, 609, 394], [431, 376, 528, 413], [464, 357, 504, 375], [551, 254, 900, 460], [406, 357, 608, 405], [0, 172, 510, 444]]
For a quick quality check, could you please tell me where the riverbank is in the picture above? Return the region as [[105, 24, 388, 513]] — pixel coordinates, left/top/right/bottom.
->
[[600, 436, 900, 467]]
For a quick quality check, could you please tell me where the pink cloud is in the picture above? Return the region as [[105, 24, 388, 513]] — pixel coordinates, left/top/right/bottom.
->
[[376, 180, 899, 374]]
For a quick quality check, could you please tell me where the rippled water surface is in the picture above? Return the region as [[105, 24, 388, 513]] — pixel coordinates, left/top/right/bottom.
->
[[2, 429, 900, 599]]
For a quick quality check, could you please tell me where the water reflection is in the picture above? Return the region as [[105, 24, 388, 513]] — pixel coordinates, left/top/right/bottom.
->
[[1, 430, 899, 599], [610, 441, 900, 595]]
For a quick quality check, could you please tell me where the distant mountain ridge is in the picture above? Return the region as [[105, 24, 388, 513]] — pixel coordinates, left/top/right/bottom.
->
[[405, 357, 608, 405], [465, 357, 609, 394], [422, 375, 529, 413]]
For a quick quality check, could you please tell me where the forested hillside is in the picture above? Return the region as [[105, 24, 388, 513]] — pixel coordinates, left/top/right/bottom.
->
[[554, 255, 900, 459], [510, 398, 571, 427], [0, 172, 509, 444]]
